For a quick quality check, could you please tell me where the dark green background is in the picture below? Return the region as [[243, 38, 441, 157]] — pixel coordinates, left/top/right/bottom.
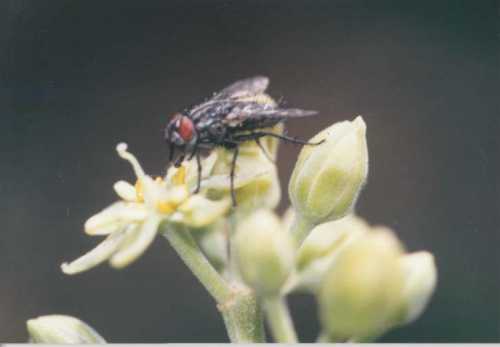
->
[[1, 0, 498, 342]]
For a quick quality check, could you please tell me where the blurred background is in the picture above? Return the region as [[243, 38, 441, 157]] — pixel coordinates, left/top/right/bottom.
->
[[1, 0, 498, 342]]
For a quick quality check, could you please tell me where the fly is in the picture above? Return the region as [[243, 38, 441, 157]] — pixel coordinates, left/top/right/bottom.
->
[[164, 76, 323, 205]]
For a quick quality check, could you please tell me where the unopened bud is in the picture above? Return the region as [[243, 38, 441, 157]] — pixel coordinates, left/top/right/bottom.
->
[[318, 230, 404, 340], [289, 117, 368, 243], [297, 214, 369, 270], [397, 251, 437, 324], [295, 215, 369, 291], [27, 315, 105, 344], [234, 209, 294, 296]]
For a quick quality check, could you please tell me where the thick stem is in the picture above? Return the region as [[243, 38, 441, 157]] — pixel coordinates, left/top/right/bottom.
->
[[290, 215, 315, 247], [161, 223, 264, 342], [263, 296, 298, 343], [219, 283, 265, 343]]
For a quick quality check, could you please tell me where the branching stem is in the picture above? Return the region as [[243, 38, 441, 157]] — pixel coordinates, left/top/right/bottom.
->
[[161, 223, 264, 342], [263, 296, 298, 343]]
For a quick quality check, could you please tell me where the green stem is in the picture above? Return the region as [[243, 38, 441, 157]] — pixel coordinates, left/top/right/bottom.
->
[[316, 331, 379, 343], [348, 334, 380, 343], [263, 296, 298, 343], [161, 223, 264, 342], [219, 283, 265, 343], [316, 331, 330, 343], [162, 223, 232, 303], [290, 215, 315, 247]]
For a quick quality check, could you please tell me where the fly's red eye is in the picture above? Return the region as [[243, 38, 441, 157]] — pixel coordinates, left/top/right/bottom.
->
[[178, 116, 194, 141]]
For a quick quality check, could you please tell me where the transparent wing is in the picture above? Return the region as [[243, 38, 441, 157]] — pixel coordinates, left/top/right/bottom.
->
[[224, 103, 318, 123], [213, 76, 270, 100], [222, 102, 318, 130]]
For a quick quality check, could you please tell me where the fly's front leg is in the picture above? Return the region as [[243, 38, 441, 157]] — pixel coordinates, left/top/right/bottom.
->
[[187, 140, 202, 194], [194, 152, 202, 193]]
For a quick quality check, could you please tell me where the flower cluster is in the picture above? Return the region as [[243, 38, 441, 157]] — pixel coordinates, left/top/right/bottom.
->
[[28, 115, 437, 344]]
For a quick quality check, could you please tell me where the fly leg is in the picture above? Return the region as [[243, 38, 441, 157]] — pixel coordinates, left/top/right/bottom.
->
[[230, 146, 239, 207], [255, 137, 275, 163], [187, 140, 202, 194], [194, 152, 202, 193], [168, 142, 176, 163], [249, 131, 325, 146]]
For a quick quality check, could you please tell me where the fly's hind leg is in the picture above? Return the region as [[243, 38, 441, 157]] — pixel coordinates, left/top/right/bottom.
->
[[250, 131, 325, 146], [255, 137, 275, 163], [230, 146, 239, 207]]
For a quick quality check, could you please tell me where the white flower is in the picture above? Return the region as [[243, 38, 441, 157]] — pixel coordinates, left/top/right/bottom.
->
[[62, 143, 230, 274]]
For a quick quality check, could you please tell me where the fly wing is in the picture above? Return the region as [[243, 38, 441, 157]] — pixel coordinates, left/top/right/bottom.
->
[[188, 77, 269, 120], [223, 102, 318, 129], [259, 108, 318, 118], [213, 76, 270, 100]]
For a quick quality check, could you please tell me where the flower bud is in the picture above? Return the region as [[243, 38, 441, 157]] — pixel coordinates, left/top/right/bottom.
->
[[297, 214, 369, 270], [204, 125, 283, 214], [294, 215, 369, 292], [27, 315, 105, 344], [397, 251, 437, 324], [289, 117, 368, 235], [234, 209, 295, 296], [195, 220, 228, 270], [318, 229, 404, 340]]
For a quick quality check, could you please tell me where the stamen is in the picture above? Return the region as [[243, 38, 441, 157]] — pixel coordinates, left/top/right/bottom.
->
[[172, 166, 186, 186], [135, 180, 144, 202], [116, 143, 146, 178], [156, 201, 176, 214]]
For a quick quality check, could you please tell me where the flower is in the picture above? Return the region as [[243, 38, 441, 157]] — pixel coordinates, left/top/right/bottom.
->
[[289, 116, 369, 244], [234, 209, 295, 296], [61, 143, 230, 274], [27, 315, 105, 344]]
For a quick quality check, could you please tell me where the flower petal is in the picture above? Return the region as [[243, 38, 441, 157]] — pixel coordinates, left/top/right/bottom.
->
[[61, 230, 128, 275], [203, 169, 271, 190], [84, 201, 147, 235], [109, 214, 162, 268], [113, 180, 137, 201], [177, 196, 231, 228]]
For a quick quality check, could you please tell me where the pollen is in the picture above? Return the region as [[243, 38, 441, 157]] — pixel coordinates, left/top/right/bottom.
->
[[155, 176, 167, 187], [172, 166, 186, 186], [156, 201, 176, 214], [135, 179, 144, 202]]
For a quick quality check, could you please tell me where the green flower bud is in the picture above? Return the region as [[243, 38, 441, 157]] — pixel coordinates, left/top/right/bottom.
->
[[194, 220, 228, 271], [297, 214, 369, 270], [295, 215, 369, 292], [397, 251, 437, 325], [204, 125, 283, 215], [27, 315, 105, 344], [318, 229, 405, 340], [234, 209, 295, 296], [289, 117, 368, 243], [281, 207, 295, 233]]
